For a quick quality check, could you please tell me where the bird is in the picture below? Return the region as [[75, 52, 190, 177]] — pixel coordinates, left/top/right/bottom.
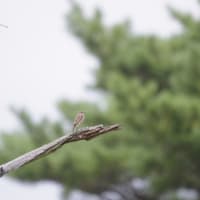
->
[[72, 112, 85, 133]]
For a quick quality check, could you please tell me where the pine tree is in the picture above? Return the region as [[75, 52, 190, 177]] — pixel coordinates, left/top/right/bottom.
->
[[1, 2, 200, 197]]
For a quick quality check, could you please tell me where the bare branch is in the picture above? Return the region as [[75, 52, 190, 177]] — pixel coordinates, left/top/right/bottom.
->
[[0, 24, 8, 28], [0, 124, 120, 177]]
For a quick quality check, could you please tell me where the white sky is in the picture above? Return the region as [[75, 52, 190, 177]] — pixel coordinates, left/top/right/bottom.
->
[[0, 177, 62, 200], [0, 0, 199, 200]]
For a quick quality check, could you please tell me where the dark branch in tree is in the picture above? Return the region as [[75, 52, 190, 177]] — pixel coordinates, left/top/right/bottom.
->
[[0, 124, 120, 177]]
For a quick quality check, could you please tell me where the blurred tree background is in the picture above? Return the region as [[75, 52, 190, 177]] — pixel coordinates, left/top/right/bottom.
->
[[1, 1, 200, 199]]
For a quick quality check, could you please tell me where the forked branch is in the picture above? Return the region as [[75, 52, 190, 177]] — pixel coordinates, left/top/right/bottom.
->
[[0, 124, 120, 177]]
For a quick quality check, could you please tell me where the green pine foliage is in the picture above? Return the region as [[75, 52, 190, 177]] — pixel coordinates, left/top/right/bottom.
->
[[1, 2, 200, 196]]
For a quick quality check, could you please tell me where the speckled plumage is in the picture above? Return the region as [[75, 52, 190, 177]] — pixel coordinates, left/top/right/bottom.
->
[[72, 112, 85, 132]]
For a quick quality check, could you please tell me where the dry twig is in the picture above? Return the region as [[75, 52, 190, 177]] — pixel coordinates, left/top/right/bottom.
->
[[0, 124, 120, 177], [0, 24, 8, 28]]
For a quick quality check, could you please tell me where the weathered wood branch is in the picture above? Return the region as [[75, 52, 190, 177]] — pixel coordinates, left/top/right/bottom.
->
[[0, 124, 120, 177]]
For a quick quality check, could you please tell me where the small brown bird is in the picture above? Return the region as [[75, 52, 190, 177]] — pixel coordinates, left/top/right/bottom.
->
[[72, 112, 85, 132]]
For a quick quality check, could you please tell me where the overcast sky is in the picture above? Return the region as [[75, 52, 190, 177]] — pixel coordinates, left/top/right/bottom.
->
[[0, 0, 199, 132], [0, 0, 199, 199]]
